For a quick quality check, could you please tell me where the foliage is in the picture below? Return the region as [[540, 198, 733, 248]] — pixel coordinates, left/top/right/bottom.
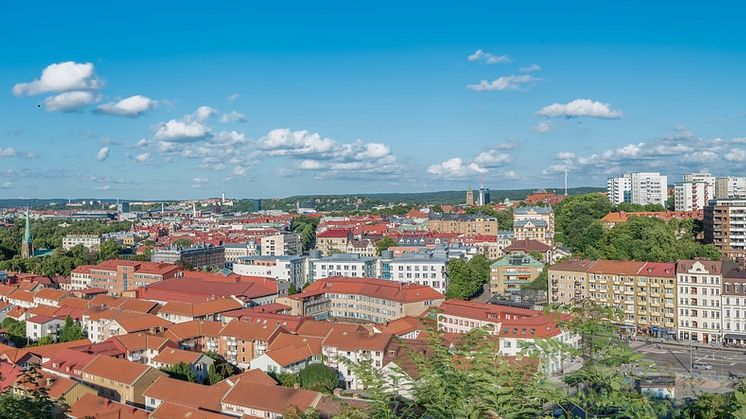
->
[[339, 357, 397, 419], [205, 352, 236, 383], [375, 237, 397, 256], [291, 215, 320, 252], [161, 362, 197, 383], [1, 317, 27, 347], [288, 283, 299, 295], [0, 367, 64, 418], [282, 406, 320, 419], [298, 363, 339, 393], [524, 264, 548, 291], [97, 239, 122, 261], [59, 316, 84, 342], [271, 371, 299, 387], [445, 255, 491, 300], [30, 336, 55, 346]]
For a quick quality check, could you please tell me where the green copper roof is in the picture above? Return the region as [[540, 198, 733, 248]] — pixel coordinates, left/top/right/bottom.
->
[[23, 210, 32, 243]]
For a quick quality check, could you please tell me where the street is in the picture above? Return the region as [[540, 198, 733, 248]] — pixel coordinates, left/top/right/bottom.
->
[[633, 341, 746, 378]]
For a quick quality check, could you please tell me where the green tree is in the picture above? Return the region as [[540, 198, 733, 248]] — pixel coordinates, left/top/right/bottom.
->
[[298, 363, 339, 393], [58, 316, 84, 342], [282, 406, 320, 419], [1, 318, 27, 347], [445, 256, 491, 300], [205, 352, 236, 382], [0, 366, 64, 418], [207, 364, 223, 385], [288, 283, 299, 295], [97, 239, 122, 262], [162, 362, 197, 383], [269, 371, 299, 387], [31, 336, 55, 346], [375, 237, 397, 256]]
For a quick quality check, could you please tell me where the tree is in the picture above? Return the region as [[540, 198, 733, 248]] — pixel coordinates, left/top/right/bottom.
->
[[298, 363, 339, 393], [446, 256, 491, 300], [288, 283, 299, 295], [31, 336, 55, 346], [205, 352, 236, 383], [58, 316, 84, 342], [1, 318, 27, 347], [162, 362, 197, 383], [97, 239, 122, 262], [207, 364, 223, 386], [271, 371, 299, 387], [375, 237, 397, 256], [0, 366, 64, 418], [282, 406, 320, 419]]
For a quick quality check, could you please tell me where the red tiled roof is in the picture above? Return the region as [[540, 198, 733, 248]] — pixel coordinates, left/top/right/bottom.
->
[[292, 277, 444, 304], [221, 380, 321, 414], [316, 228, 351, 238], [137, 272, 278, 303], [322, 330, 392, 352], [68, 393, 149, 419], [81, 355, 161, 385]]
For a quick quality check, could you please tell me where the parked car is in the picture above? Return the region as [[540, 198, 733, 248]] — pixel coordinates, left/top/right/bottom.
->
[[693, 362, 712, 370]]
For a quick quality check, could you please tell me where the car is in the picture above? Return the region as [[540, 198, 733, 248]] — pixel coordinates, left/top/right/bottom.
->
[[693, 362, 712, 370]]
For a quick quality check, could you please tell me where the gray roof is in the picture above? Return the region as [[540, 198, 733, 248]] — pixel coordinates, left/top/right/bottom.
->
[[514, 219, 548, 228], [514, 206, 553, 215]]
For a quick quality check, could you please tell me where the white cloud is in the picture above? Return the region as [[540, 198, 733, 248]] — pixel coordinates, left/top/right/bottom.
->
[[194, 106, 217, 122], [467, 75, 539, 92], [682, 151, 717, 163], [220, 111, 247, 123], [233, 166, 247, 176], [519, 64, 541, 73], [258, 129, 336, 156], [43, 91, 95, 112], [534, 121, 552, 133], [97, 95, 156, 117], [427, 158, 487, 179], [13, 61, 102, 96], [134, 138, 149, 148], [0, 148, 17, 158], [96, 147, 109, 161], [228, 93, 240, 102], [536, 98, 623, 119], [474, 150, 511, 167], [135, 152, 151, 162], [1, 181, 13, 189], [155, 120, 210, 142], [557, 152, 576, 160], [467, 49, 510, 64], [192, 177, 208, 188], [725, 149, 746, 162]]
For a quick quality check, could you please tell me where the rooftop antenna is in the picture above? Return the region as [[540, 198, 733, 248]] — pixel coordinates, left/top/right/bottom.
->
[[564, 168, 568, 196]]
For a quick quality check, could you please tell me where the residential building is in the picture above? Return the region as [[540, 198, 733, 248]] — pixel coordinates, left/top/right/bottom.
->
[[260, 232, 302, 256], [704, 198, 746, 260], [345, 239, 377, 257], [607, 174, 632, 205], [315, 229, 352, 256], [630, 172, 668, 207], [502, 238, 552, 263], [513, 206, 555, 246], [151, 348, 213, 383], [249, 333, 323, 374], [722, 265, 746, 344], [322, 329, 392, 389], [220, 378, 323, 418], [62, 234, 102, 251], [223, 241, 258, 264], [674, 173, 714, 211], [490, 254, 544, 295], [151, 245, 225, 269], [137, 270, 280, 305], [715, 176, 746, 199], [80, 355, 165, 407], [26, 315, 64, 341], [156, 297, 243, 324], [70, 265, 94, 290], [465, 186, 474, 206], [676, 260, 723, 343], [68, 394, 149, 419], [232, 255, 305, 290], [217, 320, 284, 367], [426, 213, 498, 236], [306, 252, 376, 283], [388, 254, 449, 294], [277, 277, 444, 323], [85, 259, 180, 294]]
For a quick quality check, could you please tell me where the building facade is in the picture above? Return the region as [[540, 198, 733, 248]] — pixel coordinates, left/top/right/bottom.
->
[[704, 198, 746, 260], [260, 232, 302, 256], [676, 260, 723, 343]]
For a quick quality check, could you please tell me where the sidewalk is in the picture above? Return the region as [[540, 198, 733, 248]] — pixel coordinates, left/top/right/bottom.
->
[[631, 337, 746, 353]]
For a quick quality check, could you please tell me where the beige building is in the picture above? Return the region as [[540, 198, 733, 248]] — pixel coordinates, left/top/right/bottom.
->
[[513, 206, 555, 245], [80, 355, 165, 407], [704, 198, 746, 260], [489, 255, 544, 295], [676, 259, 723, 343], [63, 234, 102, 251], [277, 277, 444, 323], [426, 213, 498, 236], [315, 229, 351, 256], [260, 232, 302, 256]]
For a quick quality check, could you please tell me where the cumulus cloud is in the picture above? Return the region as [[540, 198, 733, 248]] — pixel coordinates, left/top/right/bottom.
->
[[474, 150, 511, 167], [519, 64, 541, 73], [467, 49, 510, 64], [536, 98, 623, 119], [135, 152, 151, 162], [427, 158, 487, 179], [258, 129, 336, 156], [154, 106, 218, 142], [725, 149, 746, 162], [467, 75, 539, 92], [192, 177, 208, 188], [96, 147, 110, 161], [43, 91, 95, 112], [134, 138, 149, 148], [228, 93, 240, 102], [13, 61, 102, 96], [1, 181, 12, 189], [534, 121, 552, 133], [220, 111, 247, 123], [0, 148, 17, 158], [97, 95, 156, 117]]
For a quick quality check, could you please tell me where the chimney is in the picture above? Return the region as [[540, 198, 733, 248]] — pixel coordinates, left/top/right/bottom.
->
[[293, 383, 300, 389]]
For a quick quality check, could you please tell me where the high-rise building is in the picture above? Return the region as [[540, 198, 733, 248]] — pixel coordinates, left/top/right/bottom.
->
[[20, 209, 33, 259], [715, 176, 746, 199], [477, 182, 491, 206], [607, 174, 631, 205], [630, 172, 668, 207], [704, 198, 746, 260], [465, 186, 474, 206]]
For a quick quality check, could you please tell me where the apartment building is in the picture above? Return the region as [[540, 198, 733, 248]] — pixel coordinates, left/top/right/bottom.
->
[[676, 260, 723, 343], [722, 265, 746, 344], [232, 255, 305, 290], [345, 239, 377, 257], [704, 198, 746, 260], [322, 330, 392, 390], [224, 241, 258, 263], [305, 252, 376, 283], [85, 260, 180, 294], [630, 172, 668, 207], [715, 176, 746, 199], [277, 277, 444, 323], [549, 260, 677, 336], [674, 181, 713, 212], [62, 234, 102, 251], [315, 229, 352, 256], [490, 254, 544, 295], [80, 356, 165, 407], [388, 254, 449, 294], [513, 206, 555, 244], [426, 213, 498, 236], [607, 174, 632, 205], [151, 245, 225, 269], [260, 232, 302, 256]]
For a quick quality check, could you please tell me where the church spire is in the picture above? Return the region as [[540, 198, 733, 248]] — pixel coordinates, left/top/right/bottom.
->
[[21, 208, 33, 258]]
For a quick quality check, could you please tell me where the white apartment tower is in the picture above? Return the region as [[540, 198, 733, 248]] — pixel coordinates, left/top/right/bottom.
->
[[630, 172, 668, 207], [674, 173, 714, 212], [607, 174, 632, 205], [715, 177, 746, 199]]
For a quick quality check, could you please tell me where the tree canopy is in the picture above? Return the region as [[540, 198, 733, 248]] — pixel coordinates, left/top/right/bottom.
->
[[446, 254, 491, 299]]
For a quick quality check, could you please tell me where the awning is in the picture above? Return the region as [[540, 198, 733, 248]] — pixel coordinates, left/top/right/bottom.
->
[[724, 333, 746, 340]]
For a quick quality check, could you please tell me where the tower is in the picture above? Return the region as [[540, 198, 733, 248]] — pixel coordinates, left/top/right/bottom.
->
[[478, 178, 491, 206], [466, 186, 474, 206], [21, 209, 33, 258], [564, 169, 568, 196]]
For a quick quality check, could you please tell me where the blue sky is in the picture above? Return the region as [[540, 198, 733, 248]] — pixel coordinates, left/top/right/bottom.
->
[[2, 1, 746, 199]]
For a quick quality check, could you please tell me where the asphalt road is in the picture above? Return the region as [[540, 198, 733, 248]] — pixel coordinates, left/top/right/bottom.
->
[[633, 342, 746, 377]]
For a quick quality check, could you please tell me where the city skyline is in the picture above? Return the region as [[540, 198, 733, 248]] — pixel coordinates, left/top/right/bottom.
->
[[3, 2, 746, 199]]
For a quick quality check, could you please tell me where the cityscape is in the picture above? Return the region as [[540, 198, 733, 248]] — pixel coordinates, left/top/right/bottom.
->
[[2, 2, 746, 419]]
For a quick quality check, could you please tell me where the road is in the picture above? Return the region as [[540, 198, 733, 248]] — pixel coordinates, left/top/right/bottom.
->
[[633, 341, 746, 378]]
